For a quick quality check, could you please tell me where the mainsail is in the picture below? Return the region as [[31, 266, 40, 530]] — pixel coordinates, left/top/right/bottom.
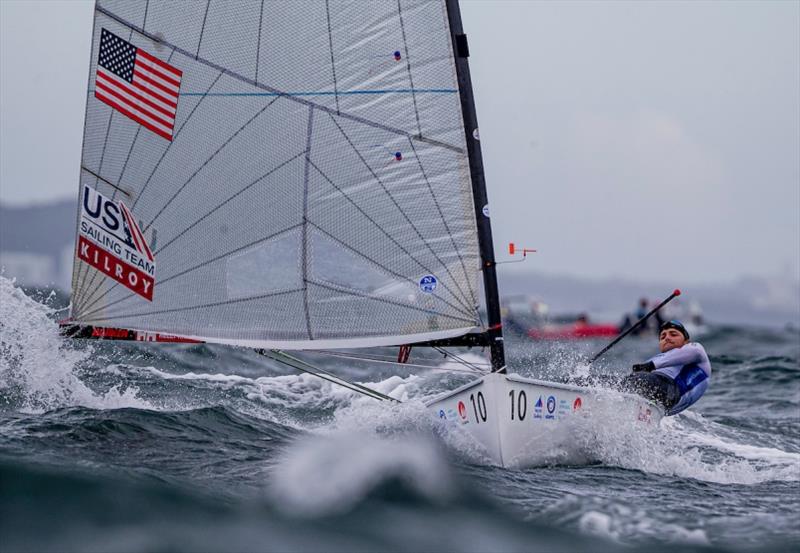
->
[[69, 0, 500, 352]]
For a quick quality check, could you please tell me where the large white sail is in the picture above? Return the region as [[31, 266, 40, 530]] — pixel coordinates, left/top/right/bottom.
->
[[70, 0, 483, 349]]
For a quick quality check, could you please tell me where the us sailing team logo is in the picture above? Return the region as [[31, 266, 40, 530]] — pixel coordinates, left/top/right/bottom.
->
[[77, 185, 156, 301]]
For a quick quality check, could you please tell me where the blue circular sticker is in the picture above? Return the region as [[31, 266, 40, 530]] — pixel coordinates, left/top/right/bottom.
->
[[546, 396, 556, 414], [419, 275, 438, 293]]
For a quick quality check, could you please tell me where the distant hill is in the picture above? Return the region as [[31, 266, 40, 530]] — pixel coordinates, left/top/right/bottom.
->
[[1, 199, 797, 328], [0, 199, 77, 289], [0, 199, 76, 257]]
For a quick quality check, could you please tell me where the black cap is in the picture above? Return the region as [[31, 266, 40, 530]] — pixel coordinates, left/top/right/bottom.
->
[[660, 320, 690, 340]]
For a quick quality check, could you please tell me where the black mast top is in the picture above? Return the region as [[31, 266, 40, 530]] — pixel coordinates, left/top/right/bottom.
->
[[444, 0, 506, 373]]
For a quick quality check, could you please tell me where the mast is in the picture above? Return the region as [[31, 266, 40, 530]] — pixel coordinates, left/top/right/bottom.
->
[[444, 0, 506, 373]]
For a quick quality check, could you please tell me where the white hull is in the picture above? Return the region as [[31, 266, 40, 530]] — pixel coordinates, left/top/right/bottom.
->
[[426, 373, 663, 468]]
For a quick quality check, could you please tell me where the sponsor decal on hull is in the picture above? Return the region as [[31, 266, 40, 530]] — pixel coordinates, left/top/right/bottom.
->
[[545, 395, 556, 420], [558, 399, 570, 420], [533, 396, 543, 419], [457, 400, 468, 424], [78, 185, 156, 301]]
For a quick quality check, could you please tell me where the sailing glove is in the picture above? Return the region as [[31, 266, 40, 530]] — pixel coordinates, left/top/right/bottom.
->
[[631, 361, 656, 373]]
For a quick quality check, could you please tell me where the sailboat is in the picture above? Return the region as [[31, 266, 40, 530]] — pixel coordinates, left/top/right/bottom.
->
[[61, 0, 661, 468]]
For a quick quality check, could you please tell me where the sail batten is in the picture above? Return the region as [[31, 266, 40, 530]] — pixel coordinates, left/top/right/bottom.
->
[[70, 0, 485, 350]]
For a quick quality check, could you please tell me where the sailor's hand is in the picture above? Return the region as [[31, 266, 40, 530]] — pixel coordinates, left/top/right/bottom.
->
[[631, 361, 656, 373]]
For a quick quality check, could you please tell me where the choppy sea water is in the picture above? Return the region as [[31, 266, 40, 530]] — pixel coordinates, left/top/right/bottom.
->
[[1, 275, 798, 553]]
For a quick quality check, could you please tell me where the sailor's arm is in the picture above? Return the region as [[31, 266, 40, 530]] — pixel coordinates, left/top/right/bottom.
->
[[650, 342, 706, 369]]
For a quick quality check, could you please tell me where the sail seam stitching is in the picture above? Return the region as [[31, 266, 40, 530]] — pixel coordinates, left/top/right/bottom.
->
[[324, 0, 340, 114], [308, 280, 477, 324], [196, 0, 211, 60], [397, 0, 423, 137], [93, 5, 464, 154], [307, 158, 472, 316], [308, 221, 475, 319], [132, 70, 225, 210], [407, 137, 477, 310], [255, 0, 264, 84], [144, 96, 281, 231], [78, 223, 305, 321], [88, 287, 305, 323], [302, 107, 315, 340], [327, 112, 475, 312], [155, 150, 306, 255]]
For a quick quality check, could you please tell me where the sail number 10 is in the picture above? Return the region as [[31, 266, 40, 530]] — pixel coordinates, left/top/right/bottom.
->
[[509, 389, 527, 421], [469, 392, 487, 423]]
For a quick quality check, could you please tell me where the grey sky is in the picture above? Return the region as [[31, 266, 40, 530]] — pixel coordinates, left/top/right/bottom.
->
[[1, 0, 798, 285]]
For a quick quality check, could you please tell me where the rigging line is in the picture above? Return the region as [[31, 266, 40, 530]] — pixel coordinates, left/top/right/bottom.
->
[[326, 113, 476, 312], [78, 222, 305, 320], [87, 286, 304, 323], [308, 350, 485, 374], [132, 69, 225, 211], [94, 5, 464, 155], [257, 349, 398, 403], [308, 278, 478, 325], [196, 0, 211, 60], [396, 0, 422, 137], [407, 138, 477, 308], [255, 0, 263, 84], [154, 151, 306, 255], [273, 350, 398, 402], [310, 348, 489, 366], [308, 221, 477, 320], [307, 159, 474, 316], [432, 346, 486, 374], [302, 107, 315, 340], [144, 95, 282, 232], [324, 0, 340, 114]]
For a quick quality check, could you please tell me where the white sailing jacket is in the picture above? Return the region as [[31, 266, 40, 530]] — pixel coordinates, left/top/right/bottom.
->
[[648, 342, 711, 415]]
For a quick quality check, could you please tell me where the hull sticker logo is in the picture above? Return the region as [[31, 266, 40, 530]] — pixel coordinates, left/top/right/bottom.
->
[[457, 400, 467, 420], [78, 185, 156, 301], [545, 395, 556, 420]]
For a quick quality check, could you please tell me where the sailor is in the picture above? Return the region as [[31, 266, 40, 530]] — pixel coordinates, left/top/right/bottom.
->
[[623, 320, 711, 415]]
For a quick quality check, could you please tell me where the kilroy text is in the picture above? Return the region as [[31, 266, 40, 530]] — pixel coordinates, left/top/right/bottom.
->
[[78, 185, 156, 301]]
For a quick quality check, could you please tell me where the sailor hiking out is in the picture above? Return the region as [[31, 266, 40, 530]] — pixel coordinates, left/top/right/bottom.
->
[[623, 320, 711, 415]]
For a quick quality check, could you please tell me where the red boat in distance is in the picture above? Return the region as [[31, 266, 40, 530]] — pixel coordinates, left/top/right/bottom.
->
[[526, 316, 620, 340], [501, 296, 620, 341]]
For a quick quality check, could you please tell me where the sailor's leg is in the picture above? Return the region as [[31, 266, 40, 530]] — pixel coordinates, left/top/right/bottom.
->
[[620, 372, 676, 408]]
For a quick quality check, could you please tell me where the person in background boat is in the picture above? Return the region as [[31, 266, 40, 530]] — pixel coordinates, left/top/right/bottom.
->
[[622, 320, 711, 415], [619, 298, 663, 336]]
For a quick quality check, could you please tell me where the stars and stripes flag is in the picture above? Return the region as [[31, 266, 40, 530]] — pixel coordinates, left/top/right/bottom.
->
[[95, 29, 182, 141]]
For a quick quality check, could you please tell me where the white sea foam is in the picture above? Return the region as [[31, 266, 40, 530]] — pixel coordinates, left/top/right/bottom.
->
[[0, 276, 151, 412], [268, 430, 454, 517], [581, 403, 800, 485], [578, 507, 709, 545]]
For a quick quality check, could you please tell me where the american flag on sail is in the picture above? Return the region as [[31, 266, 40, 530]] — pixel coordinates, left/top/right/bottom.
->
[[94, 29, 182, 141]]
